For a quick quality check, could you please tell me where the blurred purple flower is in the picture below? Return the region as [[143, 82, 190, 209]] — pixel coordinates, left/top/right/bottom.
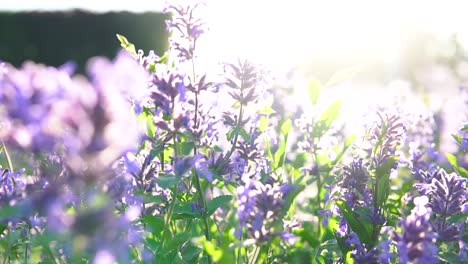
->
[[0, 167, 26, 205], [462, 137, 468, 152], [393, 196, 438, 264], [0, 61, 73, 151], [87, 50, 150, 115]]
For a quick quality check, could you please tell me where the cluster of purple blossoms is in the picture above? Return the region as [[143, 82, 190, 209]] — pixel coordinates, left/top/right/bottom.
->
[[403, 110, 439, 180], [337, 157, 372, 208], [0, 167, 26, 206], [366, 111, 406, 169], [0, 61, 75, 152], [0, 53, 144, 176], [0, 43, 149, 261], [415, 168, 467, 242], [393, 196, 438, 264], [108, 151, 170, 217], [165, 1, 206, 61], [236, 173, 297, 244]]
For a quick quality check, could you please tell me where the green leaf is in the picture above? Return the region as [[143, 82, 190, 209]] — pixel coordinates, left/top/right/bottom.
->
[[206, 195, 232, 216], [238, 127, 251, 142], [281, 119, 292, 135], [325, 66, 359, 87], [446, 153, 468, 178], [144, 194, 163, 204], [452, 134, 462, 145], [318, 100, 342, 128], [202, 240, 223, 261], [258, 106, 276, 115], [375, 156, 398, 208], [274, 119, 293, 169], [157, 175, 182, 189], [460, 122, 468, 131], [173, 202, 198, 220], [116, 34, 137, 58], [0, 204, 21, 220], [335, 200, 373, 246], [180, 142, 195, 156], [314, 255, 327, 264], [294, 222, 319, 247], [258, 116, 269, 132], [279, 184, 304, 220], [226, 128, 235, 141], [164, 233, 191, 254], [274, 137, 287, 169], [307, 78, 322, 105], [227, 127, 250, 142], [312, 100, 342, 139], [335, 232, 353, 262], [142, 215, 164, 235], [181, 243, 202, 262], [146, 114, 156, 138]]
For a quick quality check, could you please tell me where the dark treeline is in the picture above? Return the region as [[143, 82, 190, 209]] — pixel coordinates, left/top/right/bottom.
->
[[0, 10, 168, 73]]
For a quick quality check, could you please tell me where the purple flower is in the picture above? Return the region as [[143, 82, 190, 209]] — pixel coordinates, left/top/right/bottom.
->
[[0, 61, 74, 151], [337, 158, 372, 209], [462, 137, 468, 152], [393, 196, 438, 264], [137, 49, 160, 69], [123, 152, 142, 177], [318, 209, 331, 227], [87, 50, 150, 115], [416, 168, 466, 217], [0, 167, 26, 205], [224, 60, 260, 105], [367, 111, 406, 168], [236, 177, 297, 244], [164, 2, 206, 61]]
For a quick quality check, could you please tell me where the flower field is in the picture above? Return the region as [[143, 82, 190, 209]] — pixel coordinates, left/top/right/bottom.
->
[[0, 2, 466, 263]]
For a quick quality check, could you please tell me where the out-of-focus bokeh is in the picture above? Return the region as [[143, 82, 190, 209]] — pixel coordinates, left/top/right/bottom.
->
[[0, 1, 168, 73], [1, 0, 467, 152]]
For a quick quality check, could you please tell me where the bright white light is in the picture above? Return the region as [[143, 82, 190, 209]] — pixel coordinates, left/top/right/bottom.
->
[[198, 0, 468, 71]]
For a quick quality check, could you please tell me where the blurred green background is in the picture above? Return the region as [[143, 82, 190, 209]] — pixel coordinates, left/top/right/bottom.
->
[[0, 11, 168, 72]]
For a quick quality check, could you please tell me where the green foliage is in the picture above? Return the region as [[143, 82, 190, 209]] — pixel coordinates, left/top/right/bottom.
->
[[116, 34, 138, 58], [446, 152, 468, 178], [335, 200, 373, 246], [308, 78, 322, 105]]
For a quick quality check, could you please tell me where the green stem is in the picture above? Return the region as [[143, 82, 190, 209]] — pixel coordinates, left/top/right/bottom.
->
[[162, 133, 179, 249], [312, 142, 321, 237], [24, 224, 29, 264], [370, 176, 380, 247], [193, 169, 210, 238], [223, 103, 244, 165], [249, 245, 260, 264], [1, 141, 14, 171]]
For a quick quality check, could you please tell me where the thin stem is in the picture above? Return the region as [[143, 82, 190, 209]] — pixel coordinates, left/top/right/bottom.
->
[[1, 141, 14, 171], [24, 224, 29, 264], [191, 58, 199, 131], [190, 54, 212, 264], [2, 229, 10, 264], [312, 139, 321, 237], [162, 132, 179, 249], [370, 177, 380, 247], [32, 227, 60, 264], [223, 103, 244, 164], [249, 245, 260, 264]]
